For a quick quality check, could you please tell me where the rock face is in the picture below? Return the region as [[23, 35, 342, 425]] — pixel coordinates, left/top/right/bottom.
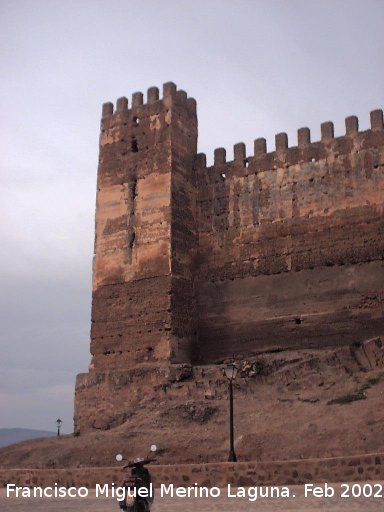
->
[[74, 82, 384, 434]]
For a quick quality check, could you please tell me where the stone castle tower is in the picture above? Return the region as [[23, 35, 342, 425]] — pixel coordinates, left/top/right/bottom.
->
[[74, 82, 384, 433], [90, 82, 198, 370]]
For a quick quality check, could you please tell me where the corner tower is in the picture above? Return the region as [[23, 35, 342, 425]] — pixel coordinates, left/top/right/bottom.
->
[[90, 83, 198, 370]]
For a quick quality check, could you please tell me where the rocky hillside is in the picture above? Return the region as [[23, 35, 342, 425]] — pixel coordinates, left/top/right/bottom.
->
[[1, 337, 384, 469]]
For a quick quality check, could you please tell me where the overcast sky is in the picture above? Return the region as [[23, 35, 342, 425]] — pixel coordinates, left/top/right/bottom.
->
[[1, 0, 383, 432]]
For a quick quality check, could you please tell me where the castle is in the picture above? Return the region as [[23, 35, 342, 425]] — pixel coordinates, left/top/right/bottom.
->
[[74, 82, 384, 434]]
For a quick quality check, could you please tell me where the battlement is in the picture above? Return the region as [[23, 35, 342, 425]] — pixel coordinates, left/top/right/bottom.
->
[[194, 109, 384, 176], [101, 81, 197, 121]]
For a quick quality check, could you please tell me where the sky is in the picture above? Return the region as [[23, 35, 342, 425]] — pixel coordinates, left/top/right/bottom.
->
[[0, 0, 383, 432]]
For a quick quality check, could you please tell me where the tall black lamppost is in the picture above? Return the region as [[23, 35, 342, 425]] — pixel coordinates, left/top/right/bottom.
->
[[56, 418, 62, 437], [224, 363, 238, 462]]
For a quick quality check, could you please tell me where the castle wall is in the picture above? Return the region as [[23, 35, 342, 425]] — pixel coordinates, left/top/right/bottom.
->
[[195, 113, 384, 362]]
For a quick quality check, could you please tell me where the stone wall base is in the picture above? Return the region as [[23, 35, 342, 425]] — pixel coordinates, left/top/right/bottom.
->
[[1, 452, 384, 488]]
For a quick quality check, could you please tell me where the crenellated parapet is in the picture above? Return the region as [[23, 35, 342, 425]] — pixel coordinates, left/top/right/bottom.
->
[[99, 82, 197, 178], [194, 109, 384, 180], [100, 82, 196, 128]]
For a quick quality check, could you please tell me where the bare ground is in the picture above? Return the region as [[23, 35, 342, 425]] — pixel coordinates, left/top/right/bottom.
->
[[1, 344, 384, 469]]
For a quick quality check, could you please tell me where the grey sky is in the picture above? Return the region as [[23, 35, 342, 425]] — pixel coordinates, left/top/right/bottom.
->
[[1, 0, 383, 432]]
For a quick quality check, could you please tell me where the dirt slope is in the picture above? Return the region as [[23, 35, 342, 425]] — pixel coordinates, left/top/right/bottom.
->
[[1, 339, 384, 469]]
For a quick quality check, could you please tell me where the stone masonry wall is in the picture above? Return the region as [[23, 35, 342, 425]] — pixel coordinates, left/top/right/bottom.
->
[[90, 84, 197, 370], [2, 452, 384, 488], [194, 111, 384, 362]]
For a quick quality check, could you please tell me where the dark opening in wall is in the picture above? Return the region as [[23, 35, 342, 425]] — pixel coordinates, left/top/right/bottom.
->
[[131, 177, 137, 201], [294, 317, 302, 325], [129, 231, 136, 249], [133, 116, 140, 126], [131, 138, 139, 153]]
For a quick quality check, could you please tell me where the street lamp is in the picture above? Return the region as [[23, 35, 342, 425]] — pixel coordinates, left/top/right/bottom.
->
[[224, 363, 238, 462], [56, 418, 62, 437]]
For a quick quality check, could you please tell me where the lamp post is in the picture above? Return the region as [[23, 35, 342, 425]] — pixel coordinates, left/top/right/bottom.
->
[[224, 363, 238, 462], [56, 418, 62, 437]]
